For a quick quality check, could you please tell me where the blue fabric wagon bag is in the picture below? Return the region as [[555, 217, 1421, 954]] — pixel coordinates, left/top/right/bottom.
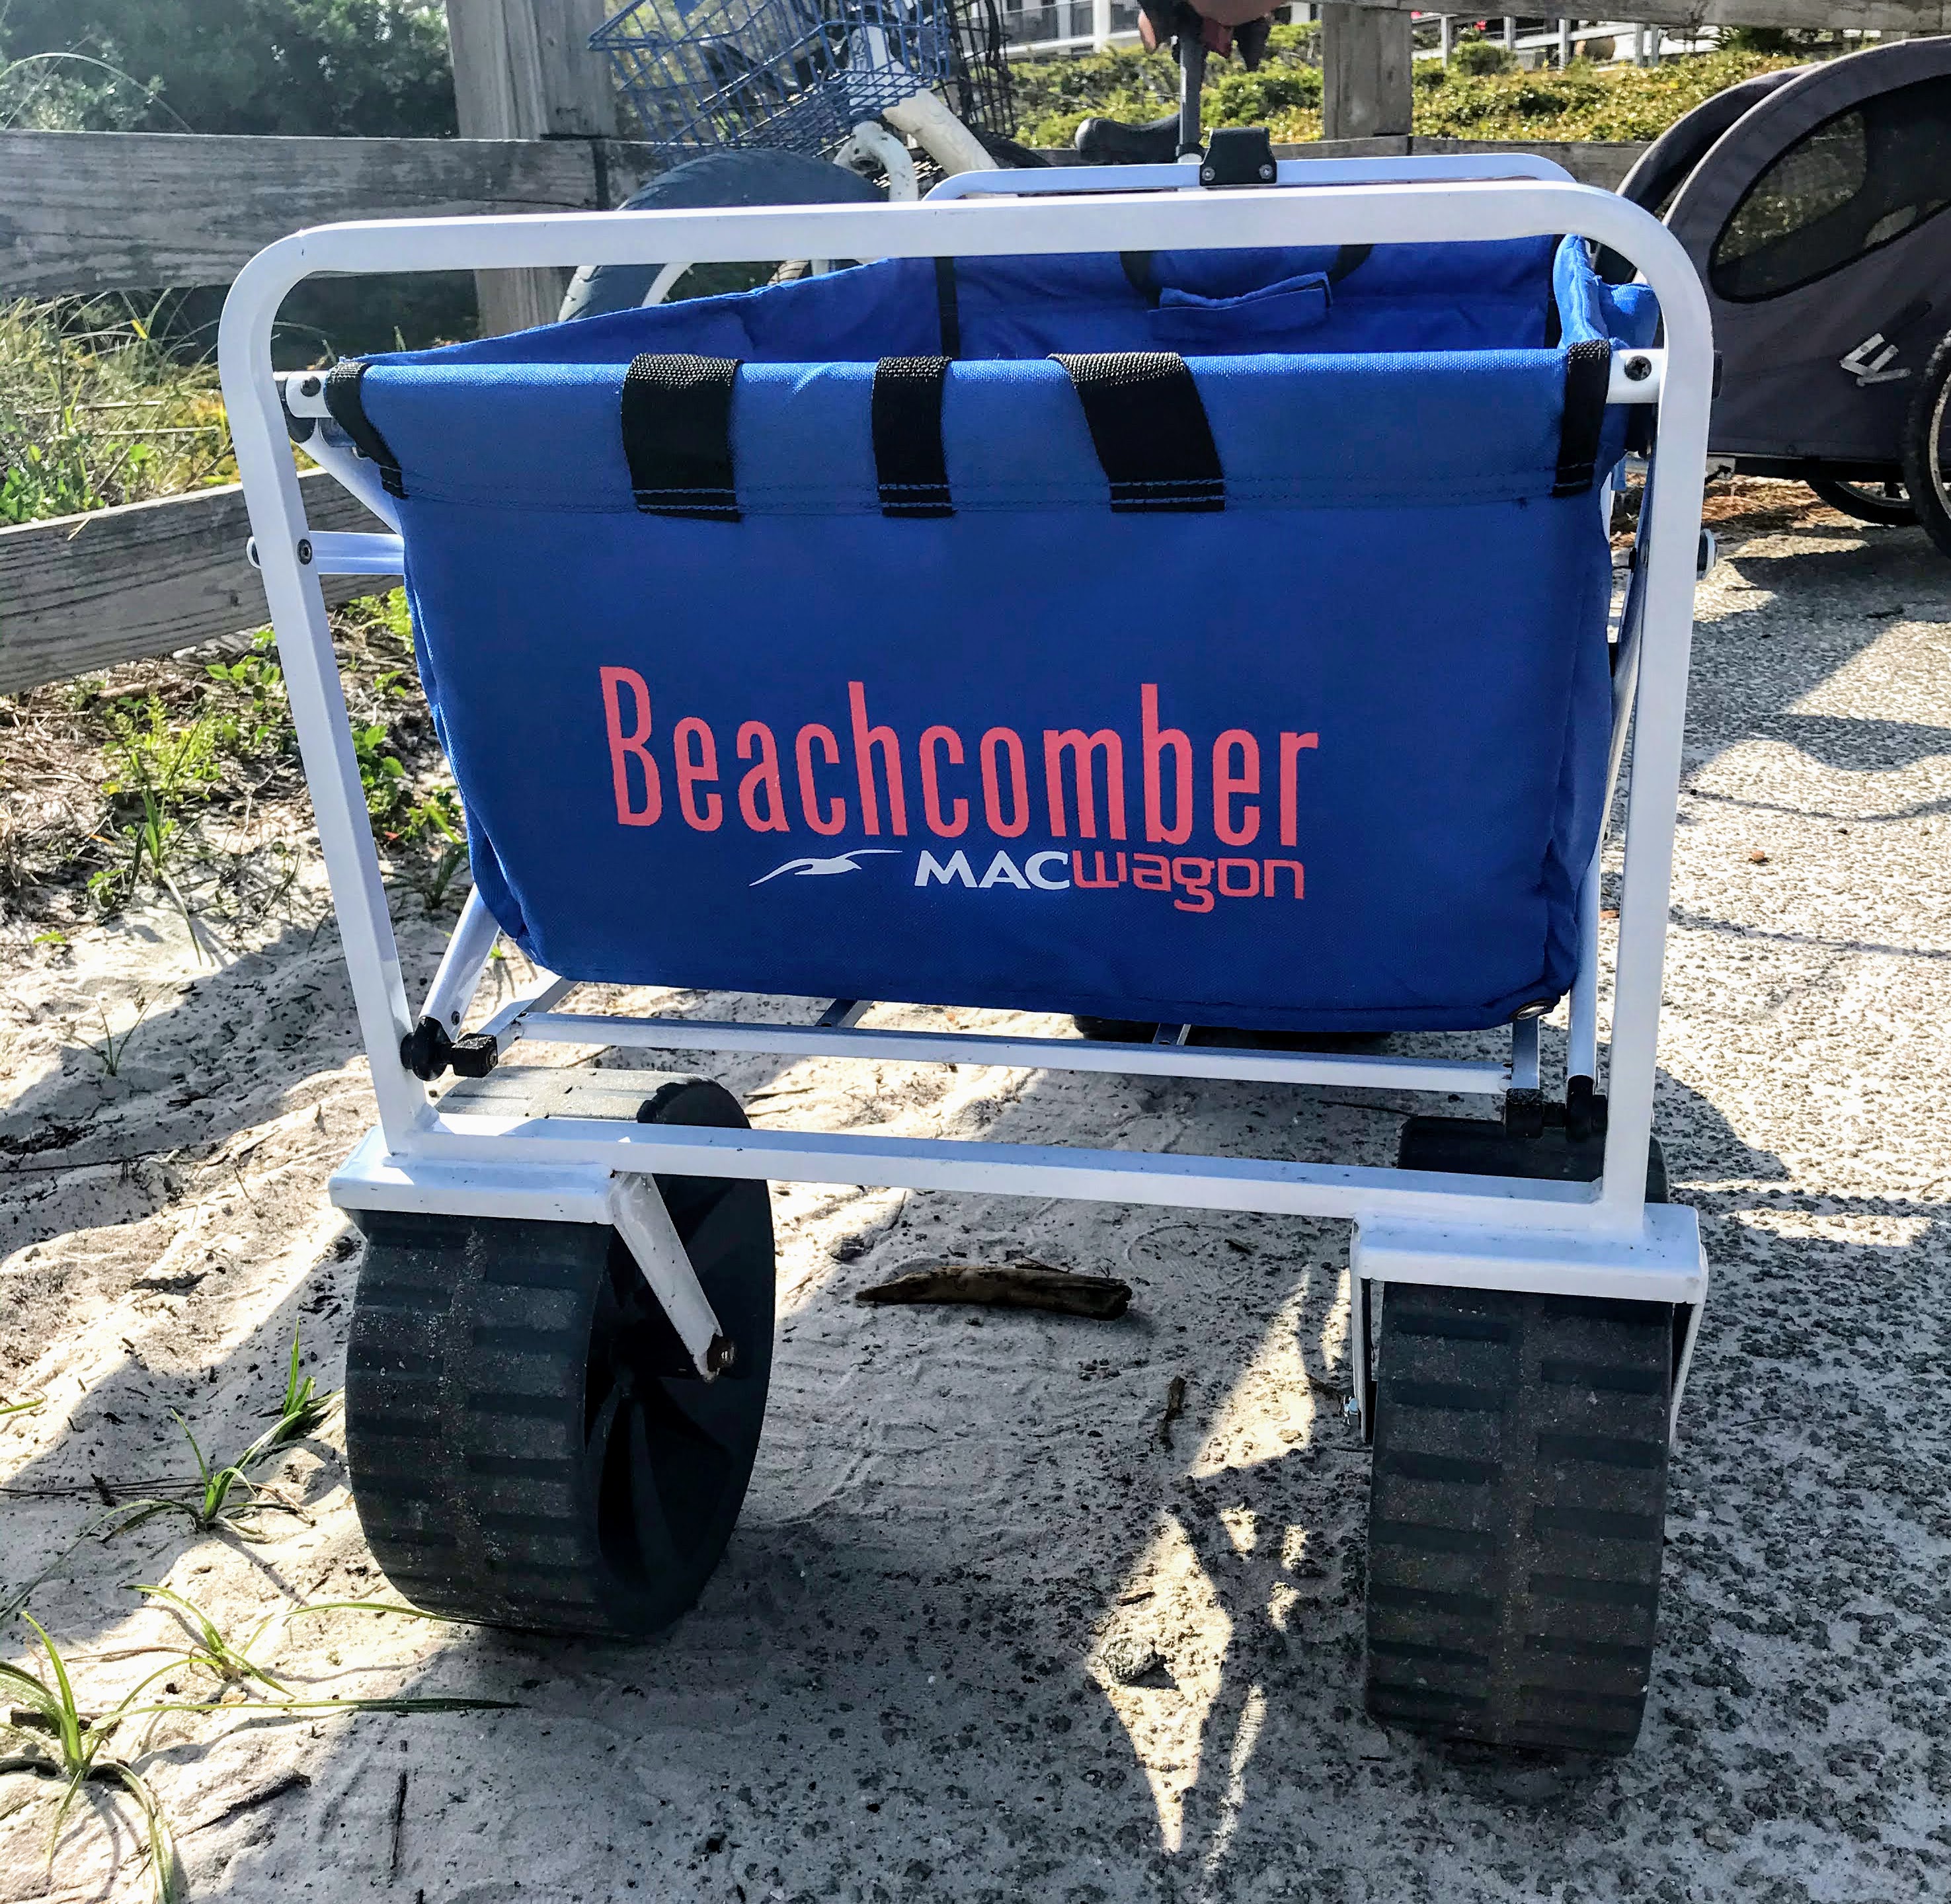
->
[[340, 235, 1655, 1033]]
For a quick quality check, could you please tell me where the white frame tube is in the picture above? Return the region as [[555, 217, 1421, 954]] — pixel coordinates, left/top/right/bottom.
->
[[218, 171, 1713, 1244]]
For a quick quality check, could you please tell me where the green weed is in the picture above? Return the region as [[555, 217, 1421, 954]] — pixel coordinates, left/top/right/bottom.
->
[[1, 1592, 516, 1904], [204, 631, 294, 764], [0, 299, 231, 528], [87, 694, 223, 918], [0, 1614, 180, 1903], [104, 1331, 339, 1543], [81, 992, 149, 1076], [128, 1585, 290, 1698]]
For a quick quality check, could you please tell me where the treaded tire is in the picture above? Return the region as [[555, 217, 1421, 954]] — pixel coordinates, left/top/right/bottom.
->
[[1806, 469, 1917, 528], [343, 1076, 774, 1637], [1072, 1014, 1156, 1043], [559, 150, 882, 322], [1365, 1286, 1673, 1755], [1901, 328, 1951, 560]]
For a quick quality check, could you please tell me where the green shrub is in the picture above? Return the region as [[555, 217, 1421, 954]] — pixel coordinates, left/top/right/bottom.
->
[[0, 0, 455, 138], [1012, 41, 1804, 148], [1012, 21, 1318, 148], [1406, 48, 1799, 143], [0, 301, 231, 526], [1451, 37, 1515, 76]]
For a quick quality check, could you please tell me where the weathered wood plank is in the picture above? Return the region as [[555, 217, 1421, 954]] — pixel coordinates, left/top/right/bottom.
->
[[0, 473, 390, 697], [1408, 138, 1649, 190], [3, 126, 1653, 305], [0, 130, 661, 299], [1346, 0, 1948, 28], [1264, 136, 1646, 186], [1322, 5, 1416, 139]]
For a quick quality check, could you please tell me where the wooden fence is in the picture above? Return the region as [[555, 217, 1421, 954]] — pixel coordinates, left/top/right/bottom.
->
[[0, 127, 1650, 698], [1, 0, 1943, 695]]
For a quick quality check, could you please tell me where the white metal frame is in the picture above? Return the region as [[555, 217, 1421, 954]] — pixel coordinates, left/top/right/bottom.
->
[[219, 161, 1714, 1422]]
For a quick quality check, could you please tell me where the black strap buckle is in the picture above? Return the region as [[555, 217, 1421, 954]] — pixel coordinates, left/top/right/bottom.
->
[[1200, 127, 1276, 189]]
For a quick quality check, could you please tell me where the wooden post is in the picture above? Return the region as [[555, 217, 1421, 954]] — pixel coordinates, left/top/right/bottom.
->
[[446, 0, 612, 333], [537, 0, 621, 137], [1320, 3, 1413, 141]]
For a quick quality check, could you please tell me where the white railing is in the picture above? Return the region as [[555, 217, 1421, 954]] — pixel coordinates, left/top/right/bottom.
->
[[1414, 17, 1714, 64], [1001, 0, 1142, 54], [998, 7, 1721, 65]]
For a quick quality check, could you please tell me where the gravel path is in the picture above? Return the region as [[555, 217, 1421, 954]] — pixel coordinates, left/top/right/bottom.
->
[[1, 492, 1946, 1904]]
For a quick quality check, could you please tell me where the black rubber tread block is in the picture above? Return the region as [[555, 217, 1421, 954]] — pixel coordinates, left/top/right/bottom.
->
[[344, 1210, 603, 1626], [1365, 1284, 1673, 1755], [1397, 1117, 1669, 1203]]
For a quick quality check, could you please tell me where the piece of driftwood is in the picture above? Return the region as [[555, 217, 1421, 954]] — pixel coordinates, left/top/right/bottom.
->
[[1158, 1374, 1188, 1449], [854, 1260, 1132, 1320]]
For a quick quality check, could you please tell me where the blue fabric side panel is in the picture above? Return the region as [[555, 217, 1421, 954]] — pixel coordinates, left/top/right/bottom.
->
[[368, 238, 1568, 370], [360, 352, 1578, 515], [402, 564, 528, 947], [396, 486, 1610, 1031], [1553, 235, 1662, 349]]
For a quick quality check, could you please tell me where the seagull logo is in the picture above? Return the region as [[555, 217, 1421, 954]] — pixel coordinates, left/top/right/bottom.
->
[[750, 849, 900, 887]]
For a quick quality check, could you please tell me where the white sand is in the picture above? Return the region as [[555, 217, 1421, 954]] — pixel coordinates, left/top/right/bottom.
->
[[3, 501, 1950, 1903]]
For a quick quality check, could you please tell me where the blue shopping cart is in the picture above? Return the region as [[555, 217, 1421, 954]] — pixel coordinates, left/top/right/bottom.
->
[[223, 155, 1714, 1756]]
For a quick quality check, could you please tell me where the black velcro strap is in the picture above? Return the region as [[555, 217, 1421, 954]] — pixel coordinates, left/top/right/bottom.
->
[[1553, 338, 1613, 497], [1326, 244, 1372, 285], [872, 357, 953, 520], [934, 258, 961, 359], [323, 360, 405, 499], [1053, 352, 1224, 514], [621, 353, 741, 521]]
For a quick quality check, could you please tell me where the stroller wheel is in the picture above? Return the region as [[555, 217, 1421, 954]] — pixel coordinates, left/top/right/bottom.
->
[[1806, 468, 1917, 528], [343, 1078, 775, 1638], [1902, 329, 1951, 561]]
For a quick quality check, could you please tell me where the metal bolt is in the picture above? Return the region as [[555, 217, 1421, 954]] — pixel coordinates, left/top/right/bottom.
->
[[1258, 164, 1274, 181], [1624, 354, 1652, 381], [299, 375, 322, 398], [705, 1333, 737, 1376], [296, 537, 313, 565], [1200, 165, 1215, 184]]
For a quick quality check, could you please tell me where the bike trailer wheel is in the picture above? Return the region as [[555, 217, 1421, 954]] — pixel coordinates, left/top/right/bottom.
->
[[559, 149, 883, 322], [343, 1076, 774, 1638], [1901, 329, 1951, 561], [1806, 467, 1917, 527]]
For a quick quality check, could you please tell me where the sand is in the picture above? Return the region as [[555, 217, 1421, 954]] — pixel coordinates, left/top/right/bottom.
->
[[2, 491, 1948, 1903]]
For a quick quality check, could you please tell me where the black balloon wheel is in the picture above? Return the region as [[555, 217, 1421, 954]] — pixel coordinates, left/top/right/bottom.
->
[[580, 1175, 773, 1602]]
